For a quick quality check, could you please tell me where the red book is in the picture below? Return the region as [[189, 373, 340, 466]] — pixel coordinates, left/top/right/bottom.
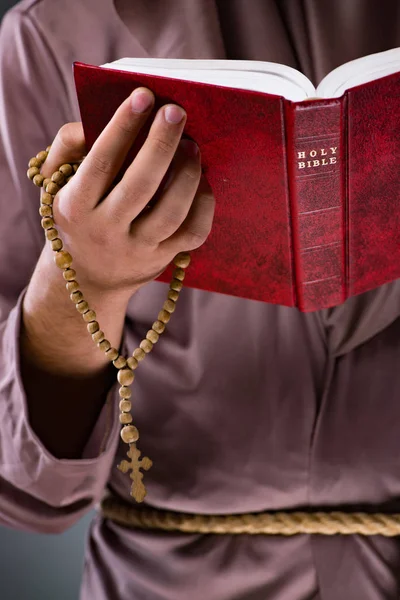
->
[[73, 51, 400, 311]]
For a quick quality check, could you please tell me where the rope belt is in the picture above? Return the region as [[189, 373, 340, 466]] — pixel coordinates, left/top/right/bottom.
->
[[100, 495, 400, 537]]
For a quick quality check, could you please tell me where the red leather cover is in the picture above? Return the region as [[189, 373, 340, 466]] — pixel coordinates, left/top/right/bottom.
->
[[73, 62, 400, 311], [346, 72, 400, 296], [73, 61, 295, 307]]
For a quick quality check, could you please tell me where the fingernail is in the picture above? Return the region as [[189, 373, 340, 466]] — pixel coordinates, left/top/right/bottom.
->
[[131, 89, 153, 113], [179, 139, 199, 158], [164, 105, 186, 124]]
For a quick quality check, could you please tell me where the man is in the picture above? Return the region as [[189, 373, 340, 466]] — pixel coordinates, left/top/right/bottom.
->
[[0, 1, 399, 598]]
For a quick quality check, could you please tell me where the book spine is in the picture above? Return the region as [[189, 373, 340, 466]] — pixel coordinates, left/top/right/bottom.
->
[[284, 98, 347, 311]]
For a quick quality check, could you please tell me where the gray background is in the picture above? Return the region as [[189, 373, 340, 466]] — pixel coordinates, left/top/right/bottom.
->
[[0, 1, 93, 599]]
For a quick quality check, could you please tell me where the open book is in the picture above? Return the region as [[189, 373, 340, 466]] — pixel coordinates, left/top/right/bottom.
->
[[73, 48, 400, 311]]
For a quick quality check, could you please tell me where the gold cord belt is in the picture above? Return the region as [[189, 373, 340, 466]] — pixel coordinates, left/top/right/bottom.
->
[[100, 495, 400, 537]]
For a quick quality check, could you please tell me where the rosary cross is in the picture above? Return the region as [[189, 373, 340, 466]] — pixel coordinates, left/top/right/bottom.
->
[[117, 444, 153, 503]]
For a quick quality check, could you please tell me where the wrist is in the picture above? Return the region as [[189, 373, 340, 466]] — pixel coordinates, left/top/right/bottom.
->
[[38, 242, 134, 307], [22, 244, 131, 376]]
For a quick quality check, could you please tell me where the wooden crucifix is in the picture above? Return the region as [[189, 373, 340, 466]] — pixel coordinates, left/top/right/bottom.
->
[[117, 444, 153, 503]]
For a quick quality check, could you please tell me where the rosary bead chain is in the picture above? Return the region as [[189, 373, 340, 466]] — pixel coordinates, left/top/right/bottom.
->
[[120, 399, 132, 412], [27, 147, 191, 502]]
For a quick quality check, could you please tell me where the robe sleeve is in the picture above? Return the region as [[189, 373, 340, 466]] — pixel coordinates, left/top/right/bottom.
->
[[0, 7, 120, 534]]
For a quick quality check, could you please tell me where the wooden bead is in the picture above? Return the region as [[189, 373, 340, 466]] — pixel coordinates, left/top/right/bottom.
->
[[54, 250, 72, 269], [51, 238, 63, 251], [27, 167, 39, 180], [76, 301, 89, 314], [46, 228, 59, 241], [119, 399, 132, 412], [41, 192, 53, 205], [63, 268, 76, 281], [170, 279, 183, 292], [114, 356, 127, 369], [152, 320, 166, 335], [41, 217, 54, 229], [36, 150, 48, 162], [126, 356, 138, 370], [118, 368, 135, 386], [146, 329, 159, 344], [168, 289, 179, 302], [82, 309, 96, 322], [99, 339, 111, 352], [119, 413, 133, 425], [29, 157, 42, 168], [46, 182, 60, 195], [140, 339, 153, 353], [92, 330, 105, 343], [33, 174, 45, 187], [105, 347, 119, 361], [119, 386, 132, 399], [163, 299, 176, 313], [66, 280, 79, 293], [73, 163, 80, 172], [133, 348, 145, 362], [43, 178, 52, 189], [87, 321, 99, 334], [70, 291, 84, 304], [120, 425, 139, 444], [51, 171, 65, 185], [46, 146, 52, 153], [173, 267, 186, 281], [39, 205, 52, 217], [158, 309, 171, 323], [59, 164, 73, 176], [173, 252, 191, 268]]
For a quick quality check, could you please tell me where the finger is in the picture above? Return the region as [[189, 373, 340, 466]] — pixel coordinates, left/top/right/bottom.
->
[[70, 87, 155, 210], [104, 103, 187, 225], [160, 174, 215, 255], [41, 122, 86, 179], [129, 139, 201, 245]]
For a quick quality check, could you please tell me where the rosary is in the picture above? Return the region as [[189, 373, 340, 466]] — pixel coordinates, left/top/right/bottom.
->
[[27, 147, 190, 503]]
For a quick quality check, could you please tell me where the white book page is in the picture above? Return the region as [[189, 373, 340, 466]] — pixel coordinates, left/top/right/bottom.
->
[[316, 47, 400, 97], [101, 58, 315, 101], [101, 48, 400, 102]]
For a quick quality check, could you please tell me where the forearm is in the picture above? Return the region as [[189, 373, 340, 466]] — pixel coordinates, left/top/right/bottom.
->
[[20, 243, 131, 459]]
